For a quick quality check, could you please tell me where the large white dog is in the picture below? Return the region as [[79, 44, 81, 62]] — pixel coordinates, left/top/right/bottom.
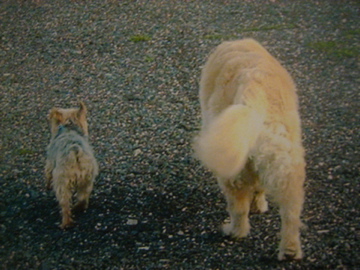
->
[[194, 39, 306, 260]]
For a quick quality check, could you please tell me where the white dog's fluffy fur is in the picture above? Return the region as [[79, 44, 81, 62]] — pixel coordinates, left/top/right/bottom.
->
[[194, 39, 306, 260]]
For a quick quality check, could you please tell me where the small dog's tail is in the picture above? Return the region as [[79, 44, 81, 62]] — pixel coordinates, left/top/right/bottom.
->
[[194, 104, 264, 179], [68, 144, 83, 164], [67, 144, 98, 178]]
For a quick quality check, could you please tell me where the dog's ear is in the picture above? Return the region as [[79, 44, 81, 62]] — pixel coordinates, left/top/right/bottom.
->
[[49, 108, 63, 122], [77, 101, 87, 118]]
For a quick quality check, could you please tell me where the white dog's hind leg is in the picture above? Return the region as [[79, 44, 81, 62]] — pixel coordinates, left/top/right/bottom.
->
[[276, 168, 305, 260], [220, 183, 253, 238]]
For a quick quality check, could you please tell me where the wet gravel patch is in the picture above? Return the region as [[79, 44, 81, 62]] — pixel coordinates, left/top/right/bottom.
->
[[1, 0, 359, 269]]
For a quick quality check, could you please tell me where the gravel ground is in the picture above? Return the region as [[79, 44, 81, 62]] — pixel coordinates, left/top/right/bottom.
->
[[0, 0, 359, 269]]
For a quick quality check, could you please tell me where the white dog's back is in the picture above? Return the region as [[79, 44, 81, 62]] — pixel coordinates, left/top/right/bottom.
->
[[195, 38, 303, 180]]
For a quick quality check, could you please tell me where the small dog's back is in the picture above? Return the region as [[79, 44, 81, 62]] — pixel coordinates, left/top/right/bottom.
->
[[45, 102, 98, 229], [47, 128, 98, 189]]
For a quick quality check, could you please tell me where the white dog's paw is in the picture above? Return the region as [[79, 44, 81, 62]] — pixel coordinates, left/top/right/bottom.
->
[[251, 193, 268, 214], [278, 245, 303, 261], [221, 222, 250, 238], [256, 198, 268, 213]]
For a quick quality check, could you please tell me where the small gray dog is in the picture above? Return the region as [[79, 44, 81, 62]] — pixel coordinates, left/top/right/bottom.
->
[[45, 102, 98, 229]]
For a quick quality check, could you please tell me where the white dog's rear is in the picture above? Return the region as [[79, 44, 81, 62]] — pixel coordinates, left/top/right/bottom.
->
[[194, 39, 306, 260]]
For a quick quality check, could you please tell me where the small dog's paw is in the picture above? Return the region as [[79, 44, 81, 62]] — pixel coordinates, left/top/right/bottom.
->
[[60, 220, 75, 230], [73, 201, 88, 212]]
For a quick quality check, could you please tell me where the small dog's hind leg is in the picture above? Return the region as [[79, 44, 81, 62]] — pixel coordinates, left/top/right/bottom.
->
[[56, 185, 74, 229], [74, 181, 93, 212]]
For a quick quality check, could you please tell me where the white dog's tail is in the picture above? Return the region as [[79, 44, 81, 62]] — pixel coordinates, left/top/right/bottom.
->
[[194, 104, 264, 179]]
